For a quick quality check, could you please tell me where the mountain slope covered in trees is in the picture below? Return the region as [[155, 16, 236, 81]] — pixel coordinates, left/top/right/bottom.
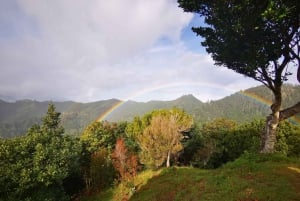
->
[[0, 99, 120, 137], [0, 84, 299, 138], [105, 84, 300, 123]]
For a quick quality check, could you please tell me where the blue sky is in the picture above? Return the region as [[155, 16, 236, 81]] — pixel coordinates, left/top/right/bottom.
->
[[0, 0, 297, 103]]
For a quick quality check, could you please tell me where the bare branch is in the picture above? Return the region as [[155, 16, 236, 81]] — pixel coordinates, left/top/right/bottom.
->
[[279, 101, 300, 121]]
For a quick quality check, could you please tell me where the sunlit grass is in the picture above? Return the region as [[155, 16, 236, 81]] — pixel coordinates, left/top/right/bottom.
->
[[81, 169, 162, 201], [288, 166, 300, 174], [82, 154, 300, 201]]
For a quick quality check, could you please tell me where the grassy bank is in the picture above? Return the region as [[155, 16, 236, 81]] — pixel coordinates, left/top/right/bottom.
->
[[82, 154, 300, 201]]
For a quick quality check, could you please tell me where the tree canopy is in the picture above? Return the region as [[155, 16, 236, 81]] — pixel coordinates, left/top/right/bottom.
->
[[178, 0, 300, 153], [0, 103, 81, 200], [178, 0, 299, 86]]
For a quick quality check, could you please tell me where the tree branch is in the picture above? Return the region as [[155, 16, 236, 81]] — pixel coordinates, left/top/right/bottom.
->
[[279, 101, 300, 121], [261, 66, 275, 91], [298, 65, 300, 83]]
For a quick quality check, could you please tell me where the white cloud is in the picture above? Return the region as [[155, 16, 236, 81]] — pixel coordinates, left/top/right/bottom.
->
[[0, 0, 195, 101], [0, 0, 279, 103], [17, 0, 192, 62]]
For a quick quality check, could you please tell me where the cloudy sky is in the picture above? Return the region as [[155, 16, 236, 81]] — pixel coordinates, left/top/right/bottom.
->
[[0, 0, 297, 103]]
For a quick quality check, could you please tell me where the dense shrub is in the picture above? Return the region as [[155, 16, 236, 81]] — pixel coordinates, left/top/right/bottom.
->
[[89, 148, 115, 191], [187, 119, 300, 169]]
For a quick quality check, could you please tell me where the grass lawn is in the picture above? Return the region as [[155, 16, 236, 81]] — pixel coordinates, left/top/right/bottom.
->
[[82, 154, 300, 201]]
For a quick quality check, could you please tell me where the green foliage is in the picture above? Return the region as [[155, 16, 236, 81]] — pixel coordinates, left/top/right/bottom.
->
[[1, 101, 299, 201], [276, 121, 300, 157], [192, 118, 240, 168], [286, 128, 300, 157], [0, 104, 82, 200], [0, 99, 121, 137], [178, 0, 299, 85], [179, 123, 204, 165], [23, 185, 69, 201], [81, 121, 125, 152], [188, 118, 300, 169], [189, 119, 262, 168], [178, 0, 300, 153], [80, 121, 128, 193], [88, 148, 115, 191], [125, 114, 152, 153]]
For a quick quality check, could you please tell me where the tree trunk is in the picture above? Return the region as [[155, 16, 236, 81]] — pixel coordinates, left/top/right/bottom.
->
[[260, 100, 300, 153], [260, 113, 280, 153], [260, 89, 282, 153], [260, 63, 300, 153], [166, 151, 170, 167], [297, 65, 300, 83]]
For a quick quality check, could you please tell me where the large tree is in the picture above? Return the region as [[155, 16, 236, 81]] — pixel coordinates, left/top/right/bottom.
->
[[178, 0, 300, 153], [0, 103, 81, 200]]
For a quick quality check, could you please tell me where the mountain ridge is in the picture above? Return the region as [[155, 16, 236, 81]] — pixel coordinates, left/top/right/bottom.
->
[[0, 84, 299, 138]]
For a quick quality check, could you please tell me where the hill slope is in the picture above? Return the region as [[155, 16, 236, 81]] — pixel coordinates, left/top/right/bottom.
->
[[104, 94, 205, 122], [105, 84, 300, 123], [0, 84, 299, 137], [83, 154, 300, 201], [0, 99, 120, 137]]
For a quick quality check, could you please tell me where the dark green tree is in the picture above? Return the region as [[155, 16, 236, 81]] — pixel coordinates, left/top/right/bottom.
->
[[41, 103, 64, 133], [0, 103, 82, 201], [80, 121, 127, 192], [178, 0, 300, 153], [80, 121, 124, 152], [196, 118, 238, 168]]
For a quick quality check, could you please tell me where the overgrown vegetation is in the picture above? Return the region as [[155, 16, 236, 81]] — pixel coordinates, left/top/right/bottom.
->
[[1, 103, 299, 200], [0, 104, 83, 201]]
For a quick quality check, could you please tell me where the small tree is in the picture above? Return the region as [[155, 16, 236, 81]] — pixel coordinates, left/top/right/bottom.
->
[[41, 103, 64, 135], [111, 138, 139, 182], [137, 108, 193, 168]]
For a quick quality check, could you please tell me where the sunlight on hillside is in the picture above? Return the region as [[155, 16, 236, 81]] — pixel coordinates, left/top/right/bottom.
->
[[288, 166, 300, 174]]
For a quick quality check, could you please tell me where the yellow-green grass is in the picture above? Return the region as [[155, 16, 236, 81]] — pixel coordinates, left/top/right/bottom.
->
[[82, 154, 300, 201]]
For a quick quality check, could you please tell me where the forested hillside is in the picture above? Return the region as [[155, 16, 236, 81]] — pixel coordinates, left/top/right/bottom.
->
[[105, 84, 300, 123], [0, 99, 120, 137], [0, 84, 299, 138]]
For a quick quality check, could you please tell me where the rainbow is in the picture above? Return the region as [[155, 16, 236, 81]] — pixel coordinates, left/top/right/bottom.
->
[[239, 90, 273, 106], [240, 90, 300, 124], [96, 81, 235, 121], [96, 82, 300, 124], [96, 100, 125, 122]]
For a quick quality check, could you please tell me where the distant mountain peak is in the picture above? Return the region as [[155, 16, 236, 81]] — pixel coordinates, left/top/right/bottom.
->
[[175, 94, 201, 102]]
